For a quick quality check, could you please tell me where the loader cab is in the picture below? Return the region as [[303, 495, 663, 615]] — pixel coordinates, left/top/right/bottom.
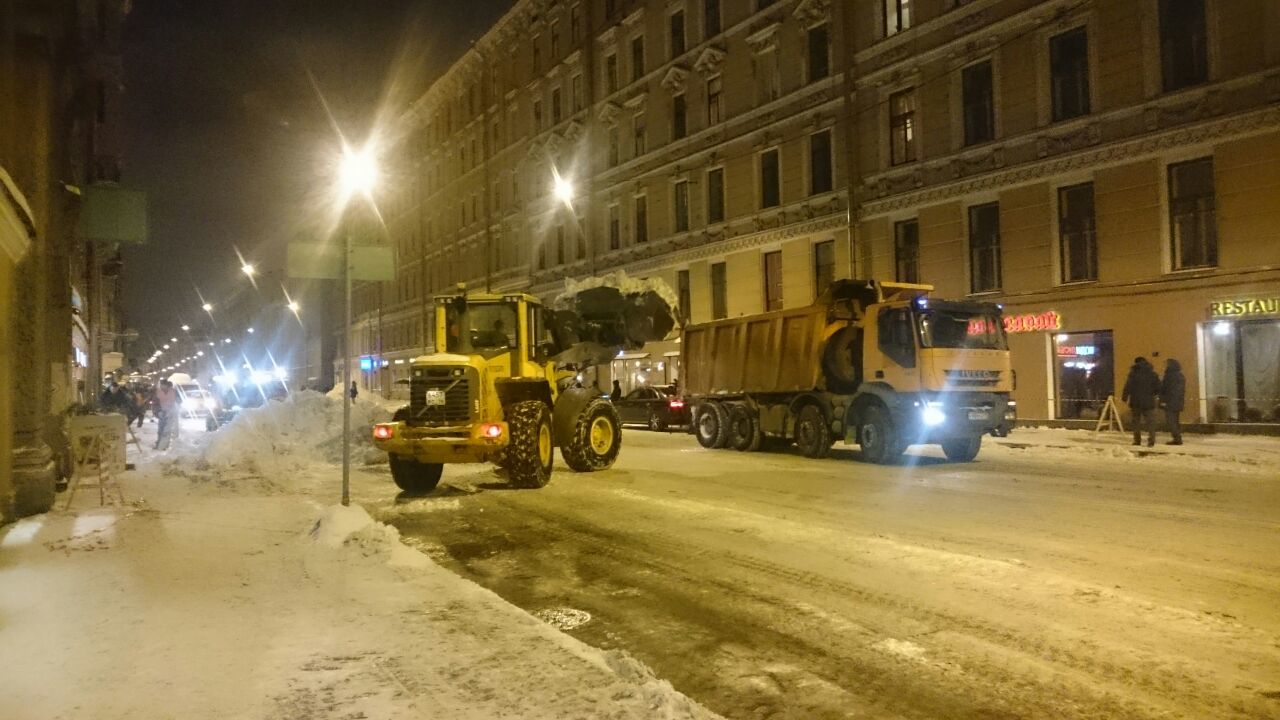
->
[[434, 292, 558, 377]]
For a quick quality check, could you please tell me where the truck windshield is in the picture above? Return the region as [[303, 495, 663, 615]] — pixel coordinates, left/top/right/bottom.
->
[[916, 309, 1008, 350], [444, 302, 518, 354]]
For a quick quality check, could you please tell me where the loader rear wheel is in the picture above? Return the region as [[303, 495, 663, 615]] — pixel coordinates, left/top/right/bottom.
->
[[941, 436, 982, 462], [794, 404, 832, 459], [858, 405, 903, 465], [695, 402, 729, 449], [389, 455, 443, 494], [506, 401, 554, 488], [561, 398, 622, 472], [727, 404, 762, 452]]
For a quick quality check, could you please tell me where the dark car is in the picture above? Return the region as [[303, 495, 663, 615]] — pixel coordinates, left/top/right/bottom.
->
[[615, 385, 688, 431]]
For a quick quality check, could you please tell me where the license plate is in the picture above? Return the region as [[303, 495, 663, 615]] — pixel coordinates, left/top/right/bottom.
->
[[967, 410, 989, 421], [423, 389, 447, 406]]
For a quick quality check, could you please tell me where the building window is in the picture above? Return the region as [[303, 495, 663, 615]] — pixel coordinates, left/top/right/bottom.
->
[[605, 0, 617, 19], [1050, 27, 1091, 121], [1169, 157, 1217, 269], [577, 220, 587, 259], [889, 88, 916, 165], [677, 269, 691, 322], [609, 205, 621, 249], [632, 112, 646, 156], [884, 0, 912, 37], [807, 24, 830, 83], [634, 195, 649, 243], [760, 148, 780, 209], [533, 37, 542, 74], [605, 53, 619, 94], [711, 262, 727, 319], [674, 180, 690, 232], [608, 125, 620, 167], [809, 129, 833, 195], [894, 219, 919, 283], [752, 50, 780, 105], [707, 167, 725, 224], [551, 20, 560, 58], [1058, 182, 1097, 283], [763, 251, 783, 311], [706, 76, 723, 125], [571, 74, 583, 112], [961, 61, 995, 146], [704, 0, 721, 39], [672, 94, 687, 140], [631, 35, 645, 82], [1054, 330, 1115, 420], [571, 5, 581, 40], [670, 10, 686, 58], [533, 99, 543, 130], [551, 87, 562, 124], [1160, 0, 1208, 92], [968, 203, 1001, 293], [813, 240, 835, 298]]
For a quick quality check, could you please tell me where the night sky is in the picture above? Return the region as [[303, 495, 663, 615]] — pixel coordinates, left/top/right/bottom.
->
[[120, 0, 512, 347]]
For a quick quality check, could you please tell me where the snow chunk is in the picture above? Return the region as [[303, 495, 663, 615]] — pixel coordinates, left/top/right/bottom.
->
[[874, 638, 928, 662], [555, 269, 680, 317], [309, 503, 430, 569]]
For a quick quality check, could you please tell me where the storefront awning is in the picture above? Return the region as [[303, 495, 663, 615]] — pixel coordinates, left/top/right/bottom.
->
[[615, 352, 650, 360]]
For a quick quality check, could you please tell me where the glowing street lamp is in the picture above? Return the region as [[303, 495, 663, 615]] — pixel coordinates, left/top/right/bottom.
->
[[241, 262, 256, 277], [180, 325, 190, 332], [202, 302, 213, 313], [288, 300, 300, 313], [246, 327, 255, 334]]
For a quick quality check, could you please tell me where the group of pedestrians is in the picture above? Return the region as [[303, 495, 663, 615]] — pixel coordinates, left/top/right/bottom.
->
[[1121, 357, 1186, 447], [99, 377, 182, 450]]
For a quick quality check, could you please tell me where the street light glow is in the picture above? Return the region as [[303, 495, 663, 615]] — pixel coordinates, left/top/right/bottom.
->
[[202, 302, 213, 312], [246, 327, 255, 334], [339, 144, 378, 200], [181, 325, 190, 332], [553, 173, 574, 204], [170, 337, 178, 343], [288, 300, 300, 313], [241, 263, 256, 277], [163, 344, 170, 349]]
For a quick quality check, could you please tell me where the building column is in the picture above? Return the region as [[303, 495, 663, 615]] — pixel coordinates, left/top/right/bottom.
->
[[10, 234, 57, 516]]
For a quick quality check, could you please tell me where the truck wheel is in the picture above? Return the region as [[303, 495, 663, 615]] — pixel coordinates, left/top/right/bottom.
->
[[794, 404, 832, 458], [389, 454, 443, 493], [506, 400, 554, 488], [822, 327, 863, 394], [941, 436, 982, 462], [858, 405, 902, 464], [561, 398, 622, 472], [727, 404, 762, 452], [695, 402, 729, 449]]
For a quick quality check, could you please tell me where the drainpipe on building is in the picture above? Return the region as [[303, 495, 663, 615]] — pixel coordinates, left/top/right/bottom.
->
[[836, 0, 860, 280]]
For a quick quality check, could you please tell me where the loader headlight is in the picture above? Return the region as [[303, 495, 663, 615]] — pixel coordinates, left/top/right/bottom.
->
[[372, 424, 395, 440]]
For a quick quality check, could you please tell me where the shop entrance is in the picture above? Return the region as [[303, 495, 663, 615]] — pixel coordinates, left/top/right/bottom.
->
[[1053, 330, 1114, 420], [1201, 319, 1280, 423]]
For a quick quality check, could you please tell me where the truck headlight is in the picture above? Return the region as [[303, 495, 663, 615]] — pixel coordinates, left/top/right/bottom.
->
[[922, 405, 946, 426]]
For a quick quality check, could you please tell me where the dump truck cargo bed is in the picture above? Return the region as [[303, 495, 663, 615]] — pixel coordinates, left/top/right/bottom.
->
[[681, 305, 831, 397]]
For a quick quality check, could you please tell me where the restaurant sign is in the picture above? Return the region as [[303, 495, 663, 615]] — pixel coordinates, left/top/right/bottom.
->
[[1002, 310, 1062, 334], [1210, 298, 1280, 318]]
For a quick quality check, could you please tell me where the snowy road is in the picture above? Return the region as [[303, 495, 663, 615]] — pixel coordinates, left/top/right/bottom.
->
[[363, 429, 1280, 720]]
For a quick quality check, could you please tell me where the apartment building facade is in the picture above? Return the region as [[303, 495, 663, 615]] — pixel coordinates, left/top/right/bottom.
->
[[350, 0, 1280, 424]]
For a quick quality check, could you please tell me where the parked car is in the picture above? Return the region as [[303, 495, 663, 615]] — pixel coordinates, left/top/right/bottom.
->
[[614, 385, 687, 431]]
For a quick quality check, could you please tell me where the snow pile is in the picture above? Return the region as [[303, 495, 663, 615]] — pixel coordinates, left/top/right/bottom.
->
[[309, 503, 429, 569], [556, 269, 681, 317], [202, 390, 392, 472]]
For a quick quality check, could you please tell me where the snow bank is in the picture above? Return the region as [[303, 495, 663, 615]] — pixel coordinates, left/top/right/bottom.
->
[[309, 503, 429, 569], [555, 269, 681, 316], [202, 390, 391, 472]]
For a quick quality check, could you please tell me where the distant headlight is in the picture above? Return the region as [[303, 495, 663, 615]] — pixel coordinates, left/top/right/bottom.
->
[[204, 398, 218, 410]]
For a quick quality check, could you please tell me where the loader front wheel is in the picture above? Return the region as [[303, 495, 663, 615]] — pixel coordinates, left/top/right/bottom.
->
[[389, 455, 443, 494], [562, 399, 622, 472], [506, 401, 554, 488]]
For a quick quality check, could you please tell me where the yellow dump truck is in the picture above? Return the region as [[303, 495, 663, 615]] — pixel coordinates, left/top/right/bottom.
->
[[682, 280, 1015, 463]]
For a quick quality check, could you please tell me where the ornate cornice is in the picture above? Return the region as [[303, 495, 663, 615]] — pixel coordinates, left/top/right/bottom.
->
[[792, 0, 831, 26], [859, 105, 1280, 218], [745, 22, 781, 53], [597, 100, 622, 123], [623, 211, 847, 274], [693, 46, 726, 75], [661, 65, 689, 92]]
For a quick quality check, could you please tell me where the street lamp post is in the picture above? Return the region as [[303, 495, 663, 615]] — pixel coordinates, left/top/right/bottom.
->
[[337, 143, 378, 507]]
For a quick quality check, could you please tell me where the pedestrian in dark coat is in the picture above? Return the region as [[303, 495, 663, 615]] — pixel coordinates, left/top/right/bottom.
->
[[1160, 358, 1186, 445], [1121, 356, 1160, 447], [610, 380, 623, 402]]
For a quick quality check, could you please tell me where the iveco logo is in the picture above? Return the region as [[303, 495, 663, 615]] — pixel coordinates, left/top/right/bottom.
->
[[946, 370, 1001, 379]]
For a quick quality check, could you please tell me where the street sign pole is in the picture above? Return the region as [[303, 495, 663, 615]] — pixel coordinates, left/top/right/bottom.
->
[[341, 232, 352, 506]]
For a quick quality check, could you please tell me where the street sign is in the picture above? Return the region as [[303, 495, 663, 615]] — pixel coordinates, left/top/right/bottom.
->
[[81, 185, 148, 244], [286, 242, 395, 281]]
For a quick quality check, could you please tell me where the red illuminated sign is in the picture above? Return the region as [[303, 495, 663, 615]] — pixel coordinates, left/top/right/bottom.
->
[[1003, 310, 1062, 334]]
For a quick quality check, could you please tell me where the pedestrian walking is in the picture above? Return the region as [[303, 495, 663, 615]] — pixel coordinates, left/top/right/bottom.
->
[[1121, 356, 1160, 447], [1160, 358, 1186, 445], [349, 381, 359, 401], [154, 380, 179, 450]]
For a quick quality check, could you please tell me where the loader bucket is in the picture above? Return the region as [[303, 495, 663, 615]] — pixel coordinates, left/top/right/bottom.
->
[[549, 274, 678, 367]]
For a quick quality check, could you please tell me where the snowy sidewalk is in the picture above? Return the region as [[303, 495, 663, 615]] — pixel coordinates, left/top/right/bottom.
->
[[0, 397, 719, 720], [986, 425, 1280, 474]]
